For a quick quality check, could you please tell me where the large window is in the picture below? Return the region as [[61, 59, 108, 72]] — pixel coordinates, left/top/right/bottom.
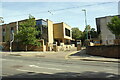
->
[[65, 28, 70, 37], [10, 27, 14, 41], [11, 27, 14, 33]]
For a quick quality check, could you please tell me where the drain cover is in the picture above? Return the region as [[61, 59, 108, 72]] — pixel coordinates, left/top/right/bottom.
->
[[12, 65, 23, 68]]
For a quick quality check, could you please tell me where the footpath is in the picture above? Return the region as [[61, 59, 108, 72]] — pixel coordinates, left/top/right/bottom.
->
[[1, 49, 119, 63], [65, 49, 120, 63]]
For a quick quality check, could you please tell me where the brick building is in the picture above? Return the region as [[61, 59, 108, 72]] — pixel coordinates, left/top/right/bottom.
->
[[96, 15, 120, 45], [0, 18, 72, 51]]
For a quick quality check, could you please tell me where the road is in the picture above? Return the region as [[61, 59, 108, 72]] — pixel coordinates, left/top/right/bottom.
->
[[1, 54, 120, 79]]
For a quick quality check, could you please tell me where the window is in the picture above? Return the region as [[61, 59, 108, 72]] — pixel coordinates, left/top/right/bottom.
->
[[2, 28, 5, 42], [65, 28, 70, 37], [10, 27, 14, 41], [11, 27, 14, 33]]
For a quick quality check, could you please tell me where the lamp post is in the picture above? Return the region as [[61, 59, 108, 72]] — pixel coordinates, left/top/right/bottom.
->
[[0, 17, 4, 23], [10, 32, 14, 52], [82, 9, 88, 40]]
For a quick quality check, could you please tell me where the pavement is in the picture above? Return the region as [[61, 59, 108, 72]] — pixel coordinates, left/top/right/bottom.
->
[[0, 49, 119, 63], [66, 49, 120, 63]]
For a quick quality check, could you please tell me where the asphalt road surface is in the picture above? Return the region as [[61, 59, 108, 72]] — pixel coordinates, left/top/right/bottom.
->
[[1, 54, 120, 80]]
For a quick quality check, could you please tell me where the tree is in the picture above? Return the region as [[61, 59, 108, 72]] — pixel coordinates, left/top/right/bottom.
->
[[15, 15, 40, 51], [84, 25, 91, 32], [72, 27, 83, 40], [81, 25, 98, 46], [82, 25, 98, 39], [107, 16, 120, 38], [89, 28, 98, 39], [81, 25, 91, 41]]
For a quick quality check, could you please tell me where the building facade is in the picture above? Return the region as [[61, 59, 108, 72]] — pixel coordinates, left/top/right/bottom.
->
[[1, 19, 72, 48], [36, 19, 54, 45], [53, 22, 72, 45], [0, 25, 2, 43], [96, 15, 120, 45]]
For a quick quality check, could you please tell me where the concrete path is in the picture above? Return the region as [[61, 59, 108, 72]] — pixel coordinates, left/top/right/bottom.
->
[[66, 49, 120, 63], [0, 51, 73, 59]]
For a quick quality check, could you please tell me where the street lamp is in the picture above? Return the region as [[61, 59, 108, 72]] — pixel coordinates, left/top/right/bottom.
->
[[0, 17, 4, 23], [10, 32, 14, 52], [82, 9, 88, 40]]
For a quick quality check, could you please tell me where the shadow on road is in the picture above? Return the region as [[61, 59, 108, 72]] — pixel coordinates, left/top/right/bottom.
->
[[2, 71, 119, 80]]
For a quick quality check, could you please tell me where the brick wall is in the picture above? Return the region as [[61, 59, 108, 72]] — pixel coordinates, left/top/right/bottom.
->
[[86, 45, 120, 58], [2, 42, 45, 51]]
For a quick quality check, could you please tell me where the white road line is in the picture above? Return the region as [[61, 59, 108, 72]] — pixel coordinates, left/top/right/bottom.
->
[[47, 68, 62, 70], [103, 68, 114, 71], [29, 65, 62, 71], [16, 69, 53, 74], [1, 59, 23, 62], [37, 63, 71, 67], [0, 59, 6, 61], [106, 75, 114, 78]]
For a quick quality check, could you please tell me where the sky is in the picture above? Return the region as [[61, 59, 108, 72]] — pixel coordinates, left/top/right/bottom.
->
[[0, 1, 119, 31]]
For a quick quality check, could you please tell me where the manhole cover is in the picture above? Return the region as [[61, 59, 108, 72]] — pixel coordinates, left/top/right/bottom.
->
[[35, 55, 45, 57], [12, 65, 23, 68]]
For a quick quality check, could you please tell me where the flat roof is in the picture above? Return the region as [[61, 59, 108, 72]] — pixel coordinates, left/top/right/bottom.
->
[[96, 15, 120, 19]]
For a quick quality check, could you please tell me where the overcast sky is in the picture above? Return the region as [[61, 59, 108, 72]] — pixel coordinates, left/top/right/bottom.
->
[[1, 1, 119, 31]]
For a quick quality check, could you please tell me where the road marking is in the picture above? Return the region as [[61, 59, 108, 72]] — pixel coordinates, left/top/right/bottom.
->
[[37, 63, 71, 68], [16, 69, 53, 74], [17, 69, 31, 72], [0, 59, 6, 61], [29, 65, 43, 68], [103, 68, 113, 71], [106, 75, 114, 78], [47, 68, 62, 70], [1, 59, 24, 63], [29, 65, 62, 71]]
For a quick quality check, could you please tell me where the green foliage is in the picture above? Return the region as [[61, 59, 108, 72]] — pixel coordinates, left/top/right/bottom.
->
[[107, 16, 120, 36], [15, 15, 40, 47], [20, 16, 36, 28], [81, 27, 98, 41], [89, 28, 98, 38], [84, 25, 91, 32], [72, 27, 83, 40]]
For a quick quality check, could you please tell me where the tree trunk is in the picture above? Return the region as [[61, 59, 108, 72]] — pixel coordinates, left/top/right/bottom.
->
[[26, 45, 27, 51]]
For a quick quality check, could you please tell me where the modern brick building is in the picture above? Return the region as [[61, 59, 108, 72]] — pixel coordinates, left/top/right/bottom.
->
[[96, 15, 120, 45], [36, 19, 54, 45], [53, 22, 72, 46], [0, 18, 72, 51]]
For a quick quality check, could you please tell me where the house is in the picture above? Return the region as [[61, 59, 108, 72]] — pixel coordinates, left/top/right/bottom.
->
[[96, 15, 120, 45]]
